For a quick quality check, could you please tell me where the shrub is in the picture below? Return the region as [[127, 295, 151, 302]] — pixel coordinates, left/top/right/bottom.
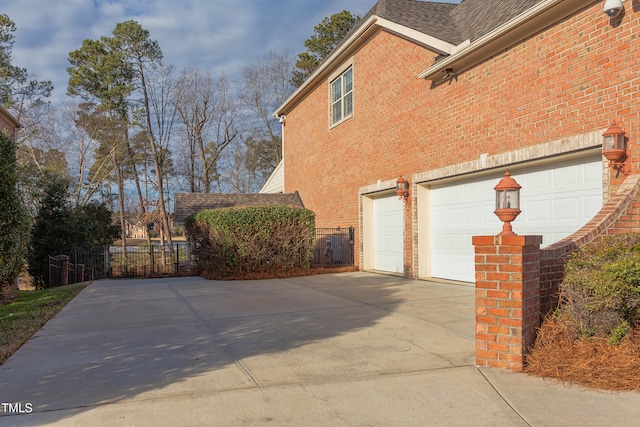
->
[[185, 205, 315, 278], [557, 233, 640, 342], [0, 132, 29, 294]]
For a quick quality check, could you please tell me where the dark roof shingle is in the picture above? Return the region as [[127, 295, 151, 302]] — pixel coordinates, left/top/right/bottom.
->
[[451, 0, 543, 43], [348, 0, 544, 48]]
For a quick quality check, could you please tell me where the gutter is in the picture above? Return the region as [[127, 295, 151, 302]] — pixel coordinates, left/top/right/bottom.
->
[[418, 0, 595, 81]]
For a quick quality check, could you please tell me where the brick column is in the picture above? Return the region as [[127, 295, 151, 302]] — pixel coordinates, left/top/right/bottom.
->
[[472, 234, 543, 371]]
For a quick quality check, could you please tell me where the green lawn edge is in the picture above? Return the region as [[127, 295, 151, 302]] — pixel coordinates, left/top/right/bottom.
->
[[0, 282, 89, 365]]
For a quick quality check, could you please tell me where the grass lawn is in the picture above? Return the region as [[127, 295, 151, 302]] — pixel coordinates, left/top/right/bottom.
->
[[0, 283, 88, 365]]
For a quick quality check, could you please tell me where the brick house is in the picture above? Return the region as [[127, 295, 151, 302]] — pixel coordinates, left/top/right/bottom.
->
[[272, 0, 640, 288]]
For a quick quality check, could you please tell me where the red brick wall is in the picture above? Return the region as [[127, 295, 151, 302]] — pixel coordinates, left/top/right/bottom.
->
[[473, 235, 542, 371], [284, 2, 640, 270], [474, 175, 640, 370], [539, 174, 640, 314]]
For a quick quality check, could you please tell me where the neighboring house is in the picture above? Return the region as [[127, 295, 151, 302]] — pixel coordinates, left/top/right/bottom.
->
[[173, 192, 304, 226], [0, 105, 21, 142], [273, 0, 640, 282], [125, 221, 149, 240]]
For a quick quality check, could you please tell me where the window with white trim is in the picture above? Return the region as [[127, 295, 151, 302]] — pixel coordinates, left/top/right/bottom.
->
[[331, 66, 353, 125]]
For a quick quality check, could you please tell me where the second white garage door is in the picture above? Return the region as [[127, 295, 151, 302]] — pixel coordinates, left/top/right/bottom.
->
[[428, 156, 603, 283]]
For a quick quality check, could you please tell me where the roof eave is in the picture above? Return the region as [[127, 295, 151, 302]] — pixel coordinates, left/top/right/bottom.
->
[[275, 16, 455, 116], [0, 105, 22, 129], [418, 0, 594, 81]]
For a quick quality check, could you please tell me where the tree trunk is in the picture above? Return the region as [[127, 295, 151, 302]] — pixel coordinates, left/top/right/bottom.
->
[[113, 154, 127, 260]]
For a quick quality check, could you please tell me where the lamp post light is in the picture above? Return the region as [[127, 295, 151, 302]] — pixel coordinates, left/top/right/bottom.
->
[[494, 171, 521, 236]]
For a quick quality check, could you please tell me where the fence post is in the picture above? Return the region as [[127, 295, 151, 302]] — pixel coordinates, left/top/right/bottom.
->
[[104, 246, 111, 278], [49, 256, 57, 288], [55, 255, 70, 286], [73, 251, 77, 284], [175, 244, 180, 274], [149, 244, 155, 275]]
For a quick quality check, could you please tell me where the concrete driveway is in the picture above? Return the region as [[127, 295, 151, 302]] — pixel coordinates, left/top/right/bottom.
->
[[1, 272, 639, 426]]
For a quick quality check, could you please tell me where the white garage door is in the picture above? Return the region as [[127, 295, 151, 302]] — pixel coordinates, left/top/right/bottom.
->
[[372, 195, 404, 273], [429, 156, 603, 283]]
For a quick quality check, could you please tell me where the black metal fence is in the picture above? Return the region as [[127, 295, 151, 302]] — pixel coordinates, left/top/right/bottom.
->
[[312, 227, 355, 266], [48, 242, 194, 287], [47, 228, 354, 286], [105, 242, 193, 278]]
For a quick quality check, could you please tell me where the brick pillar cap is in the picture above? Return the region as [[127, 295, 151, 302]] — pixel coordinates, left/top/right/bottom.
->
[[472, 235, 543, 246]]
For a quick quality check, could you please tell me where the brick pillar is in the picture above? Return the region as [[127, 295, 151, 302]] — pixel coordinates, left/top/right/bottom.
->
[[55, 255, 70, 286], [472, 234, 543, 371]]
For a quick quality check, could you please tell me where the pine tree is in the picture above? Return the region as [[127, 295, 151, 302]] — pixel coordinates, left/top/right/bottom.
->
[[291, 10, 360, 88], [27, 178, 74, 288]]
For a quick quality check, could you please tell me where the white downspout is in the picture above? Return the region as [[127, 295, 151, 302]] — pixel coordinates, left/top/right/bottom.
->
[[277, 115, 286, 192]]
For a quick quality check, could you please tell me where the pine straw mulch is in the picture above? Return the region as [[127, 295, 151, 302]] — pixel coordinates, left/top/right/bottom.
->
[[200, 265, 360, 281], [525, 318, 640, 391]]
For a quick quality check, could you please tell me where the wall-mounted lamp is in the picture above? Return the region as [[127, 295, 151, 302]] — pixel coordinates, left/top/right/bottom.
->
[[396, 176, 410, 200], [603, 0, 623, 17], [494, 171, 521, 236], [602, 120, 629, 175]]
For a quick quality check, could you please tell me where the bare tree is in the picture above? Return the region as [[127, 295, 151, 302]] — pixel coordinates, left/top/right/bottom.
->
[[173, 67, 237, 193], [237, 51, 294, 188], [145, 64, 177, 255], [59, 102, 115, 207]]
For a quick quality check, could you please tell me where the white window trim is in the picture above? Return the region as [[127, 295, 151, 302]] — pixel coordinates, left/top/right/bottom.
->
[[329, 60, 354, 128]]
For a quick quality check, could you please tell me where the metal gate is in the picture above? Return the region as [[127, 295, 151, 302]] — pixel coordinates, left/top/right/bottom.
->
[[312, 227, 355, 266]]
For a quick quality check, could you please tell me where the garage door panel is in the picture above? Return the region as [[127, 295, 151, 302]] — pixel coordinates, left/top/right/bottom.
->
[[372, 195, 404, 274], [464, 181, 484, 199], [465, 206, 483, 224], [553, 167, 580, 186], [584, 194, 602, 213], [432, 252, 475, 283], [554, 198, 580, 220], [448, 208, 463, 225], [428, 155, 603, 283], [525, 200, 550, 221], [527, 171, 550, 190]]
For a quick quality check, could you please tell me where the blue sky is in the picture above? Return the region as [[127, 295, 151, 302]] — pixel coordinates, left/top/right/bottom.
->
[[4, 0, 385, 196], [4, 0, 383, 104]]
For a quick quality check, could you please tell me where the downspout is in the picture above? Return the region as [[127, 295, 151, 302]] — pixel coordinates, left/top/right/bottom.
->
[[276, 114, 286, 192]]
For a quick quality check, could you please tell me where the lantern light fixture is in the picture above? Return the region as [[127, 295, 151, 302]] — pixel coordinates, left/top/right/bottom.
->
[[494, 171, 521, 236], [396, 176, 410, 200], [602, 121, 629, 175]]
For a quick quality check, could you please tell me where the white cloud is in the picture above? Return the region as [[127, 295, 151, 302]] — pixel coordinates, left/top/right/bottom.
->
[[4, 0, 377, 103]]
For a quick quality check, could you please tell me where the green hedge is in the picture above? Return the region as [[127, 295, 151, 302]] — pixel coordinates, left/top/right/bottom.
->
[[185, 205, 315, 278], [557, 233, 640, 344]]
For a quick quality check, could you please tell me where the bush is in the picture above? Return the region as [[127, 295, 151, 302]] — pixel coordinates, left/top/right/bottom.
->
[[557, 233, 640, 342], [185, 205, 316, 278], [0, 132, 29, 294]]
